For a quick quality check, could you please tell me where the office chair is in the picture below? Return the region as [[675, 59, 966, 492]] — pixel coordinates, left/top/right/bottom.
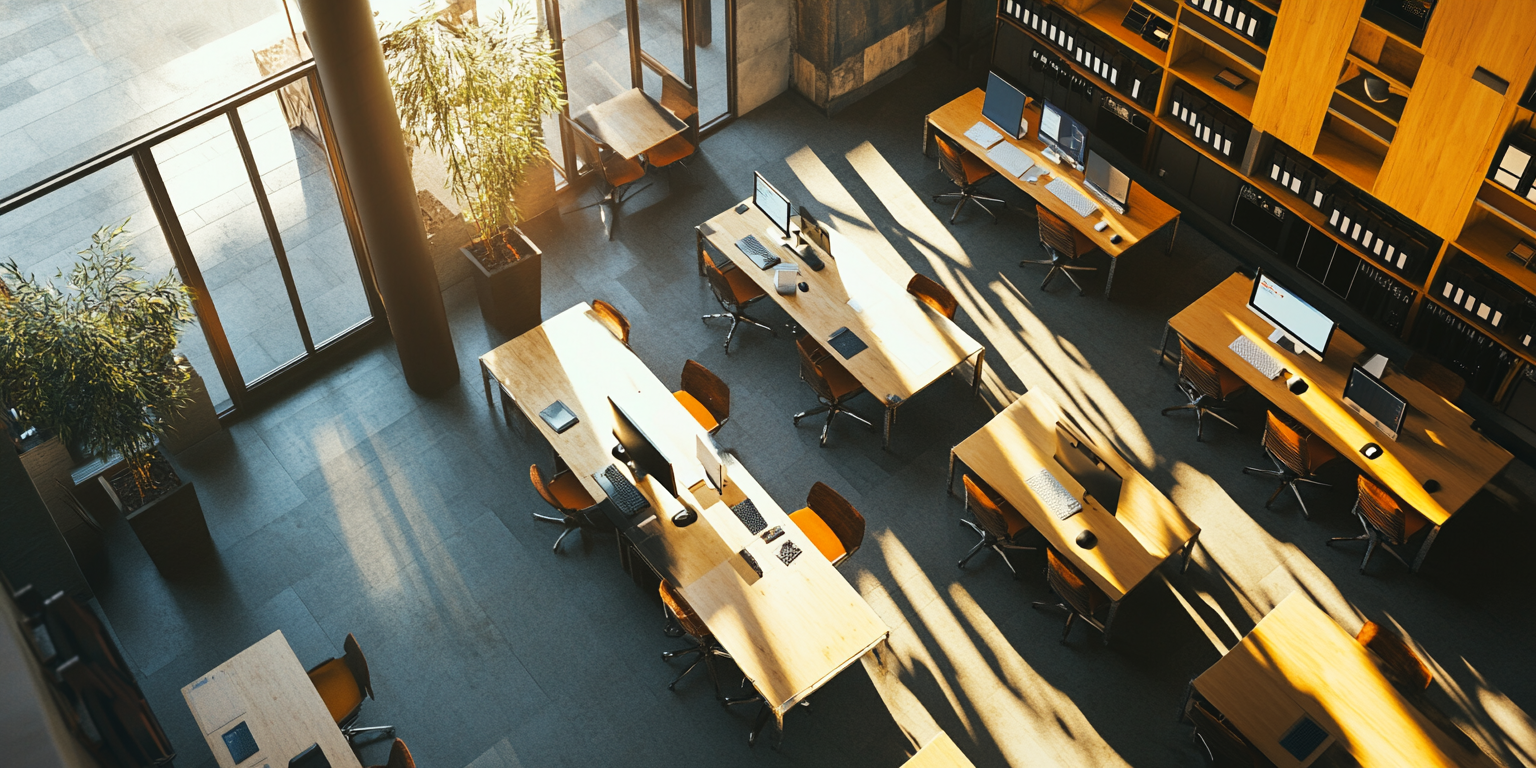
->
[[702, 260, 774, 353], [367, 739, 416, 768], [529, 458, 602, 554], [907, 273, 958, 319], [58, 656, 176, 767], [1031, 549, 1110, 645], [931, 133, 1005, 224], [1357, 620, 1433, 692], [1021, 204, 1097, 295], [647, 70, 698, 169], [565, 114, 647, 239], [659, 581, 730, 697], [789, 481, 865, 566], [1186, 700, 1267, 768], [1162, 338, 1247, 441], [958, 474, 1038, 576], [1326, 475, 1428, 574], [1405, 354, 1465, 402], [1241, 410, 1338, 519], [793, 334, 874, 446], [306, 634, 394, 742], [591, 299, 631, 348], [674, 359, 729, 434]]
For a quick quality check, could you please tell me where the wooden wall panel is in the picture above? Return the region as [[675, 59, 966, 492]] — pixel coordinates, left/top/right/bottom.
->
[[1249, 0, 1366, 151], [1421, 0, 1536, 83]]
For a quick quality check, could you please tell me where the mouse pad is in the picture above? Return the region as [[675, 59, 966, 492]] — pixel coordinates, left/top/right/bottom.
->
[[828, 327, 868, 359], [222, 721, 259, 764]]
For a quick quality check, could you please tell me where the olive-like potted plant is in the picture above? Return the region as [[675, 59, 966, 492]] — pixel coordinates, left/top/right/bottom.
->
[[381, 2, 566, 338], [0, 220, 212, 575]]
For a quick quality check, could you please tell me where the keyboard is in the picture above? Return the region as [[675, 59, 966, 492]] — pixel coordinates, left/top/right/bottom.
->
[[986, 142, 1036, 179], [1085, 182, 1127, 215], [731, 498, 767, 534], [1026, 468, 1083, 521], [964, 121, 1005, 148], [1229, 335, 1283, 380], [599, 464, 649, 517], [735, 234, 780, 270], [1045, 178, 1099, 217]]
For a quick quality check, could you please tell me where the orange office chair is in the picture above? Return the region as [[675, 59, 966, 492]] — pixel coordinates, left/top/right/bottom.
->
[[1186, 700, 1267, 768], [792, 335, 874, 446], [932, 133, 1005, 224], [307, 634, 394, 742], [674, 359, 729, 434], [788, 481, 865, 566], [367, 739, 415, 768], [591, 299, 631, 348], [659, 581, 730, 697], [958, 474, 1037, 576], [647, 70, 698, 169], [907, 273, 958, 319], [530, 458, 603, 553], [1031, 549, 1110, 645], [1242, 411, 1338, 519], [1162, 337, 1247, 441], [1326, 475, 1429, 574], [1020, 204, 1097, 295], [702, 260, 774, 353], [1357, 620, 1433, 692], [566, 114, 647, 239]]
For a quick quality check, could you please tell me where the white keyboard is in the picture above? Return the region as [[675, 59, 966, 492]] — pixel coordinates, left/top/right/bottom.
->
[[1229, 335, 1283, 380], [1046, 178, 1098, 217], [964, 121, 1004, 148], [986, 142, 1036, 179], [1026, 468, 1083, 521]]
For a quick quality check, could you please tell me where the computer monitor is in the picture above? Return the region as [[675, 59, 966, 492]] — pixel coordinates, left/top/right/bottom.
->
[[696, 433, 725, 492], [289, 745, 331, 768], [982, 71, 1030, 140], [1084, 149, 1131, 211], [1343, 364, 1408, 441], [1053, 422, 1123, 515], [753, 172, 793, 240], [609, 396, 678, 496], [1247, 270, 1336, 361], [1038, 100, 1088, 169]]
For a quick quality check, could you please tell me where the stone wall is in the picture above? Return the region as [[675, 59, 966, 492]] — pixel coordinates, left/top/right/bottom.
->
[[792, 0, 946, 114], [736, 0, 794, 115]]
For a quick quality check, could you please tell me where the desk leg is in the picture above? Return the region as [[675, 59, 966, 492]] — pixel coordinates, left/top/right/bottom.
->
[[499, 386, 515, 431], [1412, 525, 1442, 572], [696, 227, 706, 276], [972, 349, 986, 398], [1103, 601, 1121, 646], [883, 404, 896, 450], [922, 119, 933, 158], [1157, 321, 1173, 367], [1166, 216, 1180, 255], [480, 360, 493, 405], [947, 450, 958, 496], [1105, 256, 1119, 300], [1181, 531, 1200, 573]]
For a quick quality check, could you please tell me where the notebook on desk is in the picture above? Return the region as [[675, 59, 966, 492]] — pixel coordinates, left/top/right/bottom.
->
[[828, 327, 868, 359]]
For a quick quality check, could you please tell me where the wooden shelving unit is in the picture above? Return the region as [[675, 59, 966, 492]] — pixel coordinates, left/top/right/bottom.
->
[[1313, 119, 1385, 190], [1335, 74, 1406, 125], [1079, 0, 1171, 65]]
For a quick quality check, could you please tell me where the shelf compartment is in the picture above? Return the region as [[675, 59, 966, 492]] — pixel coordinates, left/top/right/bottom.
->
[[1313, 116, 1386, 191], [1169, 41, 1258, 118], [1077, 0, 1171, 65], [1335, 73, 1406, 125], [1252, 174, 1423, 293], [1177, 9, 1267, 71], [1348, 18, 1423, 87], [1455, 218, 1536, 300], [1481, 177, 1536, 220], [1326, 93, 1396, 146], [1140, 0, 1180, 21], [1358, 5, 1427, 51]]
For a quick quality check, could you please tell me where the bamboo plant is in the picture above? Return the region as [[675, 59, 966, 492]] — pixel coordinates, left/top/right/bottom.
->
[[381, 0, 566, 267]]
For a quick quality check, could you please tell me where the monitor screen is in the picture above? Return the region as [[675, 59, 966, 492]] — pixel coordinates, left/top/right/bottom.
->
[[1248, 271, 1336, 358], [1039, 100, 1087, 167], [981, 71, 1029, 139], [1053, 422, 1122, 515], [1344, 365, 1408, 440], [753, 172, 792, 238], [610, 396, 677, 497], [1085, 149, 1131, 207]]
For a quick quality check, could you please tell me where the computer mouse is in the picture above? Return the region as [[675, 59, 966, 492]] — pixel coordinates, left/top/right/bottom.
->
[[1026, 175, 1040, 184], [1361, 443, 1382, 460], [1109, 234, 1122, 244], [1093, 220, 1109, 232], [671, 508, 697, 527], [798, 282, 809, 292], [1423, 479, 1441, 493], [1075, 530, 1098, 550]]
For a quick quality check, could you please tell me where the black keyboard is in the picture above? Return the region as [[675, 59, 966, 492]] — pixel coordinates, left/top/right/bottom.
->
[[731, 498, 767, 534], [602, 465, 648, 517], [735, 235, 780, 269]]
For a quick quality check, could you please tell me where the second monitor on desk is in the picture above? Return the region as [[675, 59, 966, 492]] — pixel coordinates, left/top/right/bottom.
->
[[1038, 100, 1087, 170]]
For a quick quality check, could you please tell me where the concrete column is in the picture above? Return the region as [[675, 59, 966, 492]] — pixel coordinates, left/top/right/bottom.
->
[[792, 0, 948, 114], [298, 0, 459, 394]]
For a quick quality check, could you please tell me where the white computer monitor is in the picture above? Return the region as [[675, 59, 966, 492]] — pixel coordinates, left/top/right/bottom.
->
[[1343, 364, 1407, 441], [753, 172, 792, 239], [1247, 270, 1336, 361], [696, 433, 726, 492]]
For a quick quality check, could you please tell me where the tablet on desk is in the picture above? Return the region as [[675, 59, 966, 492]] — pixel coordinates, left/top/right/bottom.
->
[[221, 721, 260, 764]]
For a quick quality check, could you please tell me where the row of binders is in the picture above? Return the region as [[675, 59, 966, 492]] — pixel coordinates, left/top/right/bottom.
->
[[1434, 254, 1536, 342], [1167, 84, 1247, 161], [1345, 261, 1415, 337], [1410, 302, 1519, 401], [1182, 0, 1276, 47], [1003, 0, 1161, 110]]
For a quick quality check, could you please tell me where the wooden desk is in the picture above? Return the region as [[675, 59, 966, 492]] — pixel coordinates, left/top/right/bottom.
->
[[698, 202, 986, 448], [181, 631, 361, 768], [901, 732, 977, 768], [578, 88, 687, 160], [925, 89, 1181, 298], [949, 389, 1200, 635], [1165, 273, 1512, 568], [479, 304, 889, 731], [1193, 593, 1497, 768]]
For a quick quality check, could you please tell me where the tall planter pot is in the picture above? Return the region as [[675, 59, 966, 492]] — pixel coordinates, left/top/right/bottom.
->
[[100, 453, 213, 576], [463, 227, 542, 339]]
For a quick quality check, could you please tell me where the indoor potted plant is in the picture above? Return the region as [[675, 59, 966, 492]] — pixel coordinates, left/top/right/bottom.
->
[[381, 1, 566, 338], [0, 220, 212, 574]]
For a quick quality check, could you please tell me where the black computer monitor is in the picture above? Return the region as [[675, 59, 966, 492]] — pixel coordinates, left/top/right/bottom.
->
[[1038, 100, 1088, 168], [1084, 149, 1131, 211], [753, 172, 792, 239], [609, 396, 677, 496], [1247, 270, 1336, 361], [982, 71, 1029, 140], [1343, 364, 1408, 441], [289, 745, 332, 768], [1053, 422, 1122, 515]]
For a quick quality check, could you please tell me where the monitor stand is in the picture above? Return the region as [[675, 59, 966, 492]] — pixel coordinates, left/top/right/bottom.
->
[[1359, 352, 1388, 378], [1269, 329, 1322, 361], [1041, 147, 1063, 165]]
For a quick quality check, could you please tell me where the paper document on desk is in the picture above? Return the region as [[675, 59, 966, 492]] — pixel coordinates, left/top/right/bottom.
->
[[186, 672, 246, 734], [986, 142, 1036, 179], [964, 121, 1005, 148]]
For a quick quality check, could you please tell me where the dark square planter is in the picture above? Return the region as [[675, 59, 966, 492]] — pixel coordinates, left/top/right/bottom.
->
[[464, 227, 543, 338], [125, 481, 213, 575]]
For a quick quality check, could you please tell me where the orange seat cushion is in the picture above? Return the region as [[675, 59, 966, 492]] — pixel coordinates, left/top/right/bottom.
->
[[960, 152, 996, 184], [549, 471, 596, 510], [674, 390, 719, 432], [820, 359, 863, 400], [724, 265, 766, 301], [308, 659, 363, 725], [789, 508, 845, 563], [605, 156, 646, 187], [647, 134, 695, 167], [998, 503, 1030, 538]]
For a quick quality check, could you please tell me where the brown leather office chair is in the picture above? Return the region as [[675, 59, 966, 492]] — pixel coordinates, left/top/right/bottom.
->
[[1031, 548, 1110, 645], [591, 299, 631, 348], [958, 474, 1038, 576], [368, 739, 416, 768], [1242, 410, 1339, 519], [659, 581, 730, 696], [307, 634, 394, 742], [932, 133, 1005, 224], [1357, 620, 1434, 692], [793, 335, 874, 446], [1186, 700, 1267, 768], [565, 114, 647, 239], [907, 273, 958, 319], [1021, 204, 1097, 295], [788, 481, 865, 566], [647, 70, 698, 169], [674, 359, 729, 434], [702, 260, 775, 353], [1405, 354, 1465, 402], [529, 458, 602, 553], [1327, 475, 1428, 574], [1162, 337, 1248, 441]]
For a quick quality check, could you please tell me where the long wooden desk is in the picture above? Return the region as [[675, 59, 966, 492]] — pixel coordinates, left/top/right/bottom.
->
[[698, 201, 986, 448], [181, 631, 362, 768], [948, 389, 1200, 638], [1193, 593, 1497, 768], [924, 88, 1181, 298], [479, 303, 889, 733], [901, 732, 977, 768], [1165, 273, 1512, 568]]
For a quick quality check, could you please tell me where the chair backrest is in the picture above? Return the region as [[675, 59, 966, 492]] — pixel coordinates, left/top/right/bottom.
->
[[529, 463, 580, 515], [681, 359, 729, 427], [563, 114, 605, 176], [962, 474, 1017, 540], [934, 133, 970, 187], [1405, 354, 1465, 402], [1356, 474, 1408, 545], [1177, 338, 1227, 401], [1045, 548, 1106, 619], [1187, 700, 1263, 768], [1037, 204, 1079, 258], [1262, 410, 1314, 476], [659, 69, 700, 144], [1357, 620, 1433, 691], [377, 738, 416, 768], [342, 633, 374, 700], [659, 580, 712, 640], [806, 481, 865, 561], [907, 273, 957, 319], [591, 299, 630, 346], [703, 261, 742, 308], [795, 335, 841, 404]]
